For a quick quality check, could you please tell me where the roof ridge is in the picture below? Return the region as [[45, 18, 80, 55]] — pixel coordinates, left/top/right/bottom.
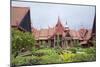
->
[[12, 6, 30, 9]]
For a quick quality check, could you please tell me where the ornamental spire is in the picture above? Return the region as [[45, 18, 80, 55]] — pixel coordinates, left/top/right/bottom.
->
[[65, 20, 69, 28]]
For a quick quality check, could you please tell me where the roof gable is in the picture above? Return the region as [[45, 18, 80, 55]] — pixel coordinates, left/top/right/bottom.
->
[[55, 17, 64, 34], [11, 7, 29, 26]]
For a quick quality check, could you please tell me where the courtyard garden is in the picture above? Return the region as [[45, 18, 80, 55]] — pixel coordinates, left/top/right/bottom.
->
[[11, 28, 96, 67]]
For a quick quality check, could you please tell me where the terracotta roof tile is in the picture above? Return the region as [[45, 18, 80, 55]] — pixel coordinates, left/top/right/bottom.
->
[[69, 30, 79, 39], [11, 7, 29, 26], [78, 29, 92, 40], [32, 28, 55, 40], [48, 27, 55, 37], [84, 29, 92, 40], [32, 27, 39, 40]]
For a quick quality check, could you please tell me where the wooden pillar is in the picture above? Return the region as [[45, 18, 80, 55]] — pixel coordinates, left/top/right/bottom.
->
[[62, 40, 63, 48], [54, 36, 55, 48], [70, 39, 73, 47], [64, 39, 66, 48], [61, 37, 63, 48], [39, 40, 41, 45], [48, 39, 51, 47], [66, 40, 69, 48], [62, 40, 65, 48], [51, 39, 53, 47], [61, 40, 63, 48], [63, 40, 65, 48], [65, 39, 67, 48], [41, 40, 42, 45], [73, 39, 76, 46], [49, 40, 51, 47]]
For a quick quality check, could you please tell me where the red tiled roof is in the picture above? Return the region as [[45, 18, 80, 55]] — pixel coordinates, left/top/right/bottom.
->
[[84, 29, 92, 40], [32, 26, 92, 41], [11, 7, 29, 26], [32, 17, 65, 40], [48, 27, 55, 38], [78, 29, 92, 40], [32, 16, 92, 41], [39, 29, 48, 37], [32, 27, 39, 40], [32, 27, 55, 40], [69, 30, 79, 39]]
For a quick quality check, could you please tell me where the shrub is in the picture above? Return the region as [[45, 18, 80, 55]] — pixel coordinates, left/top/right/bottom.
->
[[11, 55, 44, 66], [60, 53, 96, 63], [11, 28, 35, 55], [68, 48, 77, 53], [32, 48, 57, 56], [83, 47, 96, 54], [33, 52, 45, 57], [72, 53, 96, 62], [53, 47, 62, 55], [60, 53, 75, 62], [60, 47, 96, 62], [73, 40, 80, 47], [32, 48, 63, 64], [11, 56, 33, 66], [39, 54, 62, 64], [30, 57, 42, 65]]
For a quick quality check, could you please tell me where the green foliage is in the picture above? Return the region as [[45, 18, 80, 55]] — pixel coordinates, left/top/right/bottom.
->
[[55, 48, 63, 54], [36, 48, 62, 64], [12, 28, 35, 54], [91, 40, 96, 47], [31, 48, 62, 64], [40, 41, 47, 49], [19, 51, 32, 57], [60, 53, 75, 62], [39, 54, 62, 64], [29, 57, 42, 65], [12, 56, 30, 66], [60, 53, 96, 63], [83, 47, 96, 54], [33, 52, 45, 57], [74, 53, 96, 62], [68, 48, 77, 53], [11, 55, 40, 66], [60, 47, 96, 63], [34, 48, 54, 55], [11, 31, 96, 66], [12, 47, 96, 66], [73, 40, 81, 47], [11, 48, 62, 65]]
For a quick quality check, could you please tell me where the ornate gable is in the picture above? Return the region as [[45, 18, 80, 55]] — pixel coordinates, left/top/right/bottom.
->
[[55, 17, 64, 35]]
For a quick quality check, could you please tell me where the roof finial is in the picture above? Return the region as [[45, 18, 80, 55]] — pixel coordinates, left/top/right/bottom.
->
[[66, 20, 67, 25], [65, 20, 68, 28], [58, 16, 61, 23], [55, 16, 63, 27]]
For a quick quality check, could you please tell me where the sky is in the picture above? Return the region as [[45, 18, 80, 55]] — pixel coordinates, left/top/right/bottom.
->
[[12, 1, 95, 30]]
